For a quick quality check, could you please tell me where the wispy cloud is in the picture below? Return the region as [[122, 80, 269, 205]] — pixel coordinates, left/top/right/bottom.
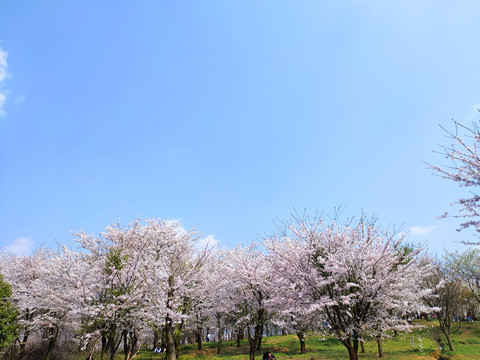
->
[[0, 47, 8, 82], [0, 93, 5, 117], [197, 235, 218, 248], [2, 237, 34, 256], [0, 46, 8, 117], [409, 225, 435, 235]]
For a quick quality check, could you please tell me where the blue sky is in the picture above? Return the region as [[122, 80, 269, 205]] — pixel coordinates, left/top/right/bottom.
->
[[1, 0, 480, 256]]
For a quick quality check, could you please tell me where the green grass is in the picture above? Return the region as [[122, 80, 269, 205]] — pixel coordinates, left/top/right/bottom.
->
[[99, 321, 480, 360]]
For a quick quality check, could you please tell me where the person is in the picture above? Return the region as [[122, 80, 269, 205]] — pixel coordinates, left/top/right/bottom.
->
[[262, 351, 276, 360], [154, 344, 162, 353]]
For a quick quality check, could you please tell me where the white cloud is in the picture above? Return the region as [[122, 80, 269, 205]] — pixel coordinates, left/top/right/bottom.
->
[[197, 235, 218, 248], [409, 225, 435, 235], [3, 237, 34, 255], [0, 47, 8, 83], [0, 46, 8, 117], [164, 218, 189, 236]]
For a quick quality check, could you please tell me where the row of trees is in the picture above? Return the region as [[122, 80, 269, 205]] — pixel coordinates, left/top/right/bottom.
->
[[1, 214, 461, 360]]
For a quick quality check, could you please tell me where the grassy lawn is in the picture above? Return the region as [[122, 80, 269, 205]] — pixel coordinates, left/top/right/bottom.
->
[[109, 321, 480, 360]]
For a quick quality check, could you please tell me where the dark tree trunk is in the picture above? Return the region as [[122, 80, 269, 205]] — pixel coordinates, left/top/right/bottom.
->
[[446, 334, 455, 352], [123, 330, 137, 360], [217, 317, 223, 354], [174, 321, 184, 358], [123, 331, 128, 360], [236, 328, 243, 347], [153, 328, 159, 350], [196, 329, 202, 350], [353, 338, 359, 354], [376, 337, 383, 358], [165, 274, 178, 360], [347, 346, 359, 360], [165, 318, 176, 360], [247, 327, 261, 360], [256, 324, 263, 351], [217, 328, 223, 354], [44, 325, 59, 360], [439, 317, 455, 351], [297, 331, 306, 354], [341, 338, 359, 360], [100, 334, 107, 360], [108, 325, 119, 360], [248, 338, 256, 360]]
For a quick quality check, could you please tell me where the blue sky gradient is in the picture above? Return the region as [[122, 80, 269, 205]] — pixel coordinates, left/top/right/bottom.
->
[[1, 1, 480, 255]]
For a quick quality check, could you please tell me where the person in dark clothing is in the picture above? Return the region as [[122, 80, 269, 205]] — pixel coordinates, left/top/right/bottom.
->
[[262, 351, 276, 360]]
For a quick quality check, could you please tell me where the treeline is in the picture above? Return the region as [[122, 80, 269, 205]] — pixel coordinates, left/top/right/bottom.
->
[[0, 214, 479, 360]]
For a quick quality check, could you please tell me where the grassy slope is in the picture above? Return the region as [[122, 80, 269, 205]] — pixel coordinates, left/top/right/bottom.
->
[[121, 321, 480, 360]]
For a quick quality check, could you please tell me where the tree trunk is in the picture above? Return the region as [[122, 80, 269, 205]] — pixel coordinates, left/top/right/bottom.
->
[[217, 317, 223, 354], [153, 328, 159, 350], [123, 331, 138, 360], [123, 330, 137, 360], [446, 334, 455, 352], [341, 339, 359, 360], [360, 340, 365, 353], [256, 323, 263, 350], [19, 330, 29, 356], [166, 275, 177, 360], [376, 337, 383, 358], [174, 324, 182, 358], [100, 334, 107, 360], [108, 325, 118, 360], [297, 331, 306, 354], [196, 329, 202, 350], [236, 328, 243, 347], [248, 338, 256, 360], [247, 327, 259, 360], [439, 317, 455, 352], [44, 325, 59, 360], [165, 318, 177, 360], [217, 328, 223, 354], [123, 331, 128, 360], [347, 345, 359, 360], [353, 337, 359, 354]]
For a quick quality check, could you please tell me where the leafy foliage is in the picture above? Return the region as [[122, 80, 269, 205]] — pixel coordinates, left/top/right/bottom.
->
[[0, 273, 18, 350]]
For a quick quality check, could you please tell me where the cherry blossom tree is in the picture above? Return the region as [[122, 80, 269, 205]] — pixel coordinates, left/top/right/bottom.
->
[[203, 250, 240, 354], [0, 251, 43, 357], [1, 248, 75, 360], [219, 243, 272, 360], [265, 213, 435, 360], [131, 218, 210, 360], [431, 119, 480, 240], [74, 218, 175, 360]]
